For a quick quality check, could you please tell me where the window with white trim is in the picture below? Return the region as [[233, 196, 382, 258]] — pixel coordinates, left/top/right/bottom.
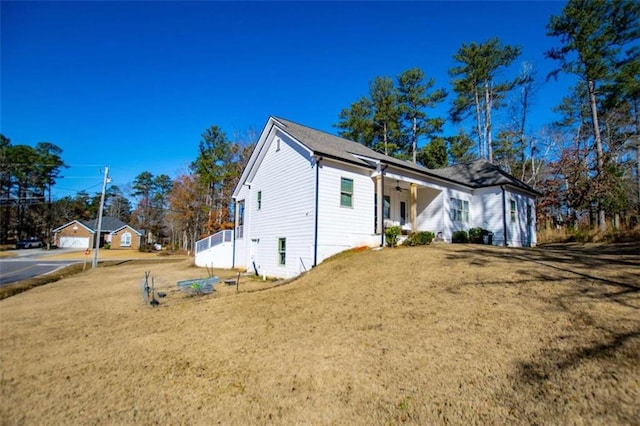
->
[[510, 200, 517, 222], [236, 200, 245, 239], [340, 177, 353, 207], [383, 195, 391, 219], [121, 232, 132, 247], [257, 191, 262, 210], [450, 198, 469, 222], [278, 238, 286, 265]]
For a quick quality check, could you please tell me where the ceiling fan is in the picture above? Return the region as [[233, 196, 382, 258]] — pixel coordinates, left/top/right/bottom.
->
[[395, 180, 406, 192]]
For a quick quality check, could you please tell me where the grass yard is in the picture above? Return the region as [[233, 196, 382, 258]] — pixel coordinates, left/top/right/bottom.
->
[[1, 243, 638, 424]]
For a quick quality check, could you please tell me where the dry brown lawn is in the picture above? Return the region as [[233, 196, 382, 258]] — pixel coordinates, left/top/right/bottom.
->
[[1, 243, 638, 424]]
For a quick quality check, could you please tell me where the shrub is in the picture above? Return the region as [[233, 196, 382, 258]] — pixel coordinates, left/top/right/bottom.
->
[[385, 226, 401, 248], [138, 244, 153, 253], [468, 228, 484, 244], [402, 231, 435, 246], [452, 230, 469, 243]]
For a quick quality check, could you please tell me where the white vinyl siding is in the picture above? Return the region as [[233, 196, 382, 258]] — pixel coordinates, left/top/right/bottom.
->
[[471, 187, 503, 244], [472, 187, 536, 247], [242, 129, 315, 277], [317, 160, 376, 262], [506, 189, 536, 247]]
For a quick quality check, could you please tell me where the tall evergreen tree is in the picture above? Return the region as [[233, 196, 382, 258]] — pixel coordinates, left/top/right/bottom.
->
[[190, 125, 253, 233], [417, 137, 448, 169], [546, 0, 640, 231], [397, 67, 447, 163], [335, 97, 375, 147], [447, 130, 476, 164], [370, 76, 402, 156], [449, 38, 522, 162]]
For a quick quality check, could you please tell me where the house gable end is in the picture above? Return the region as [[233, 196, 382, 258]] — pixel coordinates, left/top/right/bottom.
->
[[52, 220, 95, 234], [109, 225, 142, 236], [233, 117, 314, 198]]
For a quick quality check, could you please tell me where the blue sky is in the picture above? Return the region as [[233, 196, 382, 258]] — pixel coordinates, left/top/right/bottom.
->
[[1, 1, 571, 199]]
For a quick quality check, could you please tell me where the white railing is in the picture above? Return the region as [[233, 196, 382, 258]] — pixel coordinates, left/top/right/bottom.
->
[[195, 229, 233, 254]]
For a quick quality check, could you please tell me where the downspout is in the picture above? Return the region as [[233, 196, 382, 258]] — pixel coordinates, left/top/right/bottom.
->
[[501, 186, 508, 247], [313, 156, 322, 267], [381, 165, 387, 247], [231, 197, 236, 269]]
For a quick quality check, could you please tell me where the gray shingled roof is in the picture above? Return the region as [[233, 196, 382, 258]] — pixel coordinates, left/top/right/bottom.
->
[[272, 116, 388, 166], [83, 217, 134, 233], [272, 116, 538, 195], [430, 159, 538, 193]]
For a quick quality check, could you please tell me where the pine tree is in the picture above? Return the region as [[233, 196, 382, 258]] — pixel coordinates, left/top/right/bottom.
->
[[397, 68, 447, 163], [546, 0, 640, 231], [449, 38, 522, 162]]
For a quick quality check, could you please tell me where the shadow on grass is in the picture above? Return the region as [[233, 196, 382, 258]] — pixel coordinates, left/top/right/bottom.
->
[[444, 243, 640, 422], [502, 327, 640, 423], [444, 243, 640, 301]]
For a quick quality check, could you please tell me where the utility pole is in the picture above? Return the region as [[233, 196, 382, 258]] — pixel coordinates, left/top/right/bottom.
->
[[92, 167, 110, 269]]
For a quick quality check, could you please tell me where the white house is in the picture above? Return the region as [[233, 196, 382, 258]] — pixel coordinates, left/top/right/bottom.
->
[[227, 116, 538, 278]]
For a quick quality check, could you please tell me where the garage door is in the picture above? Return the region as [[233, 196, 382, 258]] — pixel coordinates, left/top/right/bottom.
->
[[59, 237, 90, 248]]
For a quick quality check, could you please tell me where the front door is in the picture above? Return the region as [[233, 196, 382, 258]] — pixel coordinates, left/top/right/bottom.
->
[[250, 238, 259, 275]]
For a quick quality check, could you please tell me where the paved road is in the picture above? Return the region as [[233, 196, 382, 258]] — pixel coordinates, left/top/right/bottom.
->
[[0, 258, 80, 286]]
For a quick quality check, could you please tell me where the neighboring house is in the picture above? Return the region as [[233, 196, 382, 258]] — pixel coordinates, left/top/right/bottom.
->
[[53, 216, 142, 249], [201, 116, 538, 278]]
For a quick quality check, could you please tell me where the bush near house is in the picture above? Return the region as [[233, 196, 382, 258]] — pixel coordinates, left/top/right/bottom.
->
[[385, 226, 401, 247], [402, 231, 435, 246], [452, 230, 469, 243], [470, 227, 496, 244]]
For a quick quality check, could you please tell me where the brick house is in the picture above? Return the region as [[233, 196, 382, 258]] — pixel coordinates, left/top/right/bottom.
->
[[53, 217, 142, 249]]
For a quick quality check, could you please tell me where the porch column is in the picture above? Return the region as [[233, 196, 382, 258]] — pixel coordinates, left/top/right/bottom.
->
[[410, 183, 417, 232], [376, 175, 383, 234]]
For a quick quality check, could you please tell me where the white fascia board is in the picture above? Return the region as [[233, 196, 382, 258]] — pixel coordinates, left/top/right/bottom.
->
[[232, 117, 277, 198], [274, 128, 314, 158], [52, 219, 96, 234], [497, 184, 538, 199], [110, 225, 143, 236], [351, 154, 382, 169], [384, 166, 471, 193]]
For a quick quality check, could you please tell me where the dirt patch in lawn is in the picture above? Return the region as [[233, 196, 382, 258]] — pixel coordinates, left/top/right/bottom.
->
[[1, 244, 638, 424]]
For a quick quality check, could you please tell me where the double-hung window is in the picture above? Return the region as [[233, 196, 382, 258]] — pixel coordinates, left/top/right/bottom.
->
[[278, 238, 286, 265], [510, 200, 517, 222], [236, 200, 245, 239], [450, 198, 469, 222], [121, 232, 132, 247], [257, 191, 262, 210], [340, 177, 353, 208]]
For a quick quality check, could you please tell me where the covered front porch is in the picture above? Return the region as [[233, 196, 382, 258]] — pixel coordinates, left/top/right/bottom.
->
[[372, 169, 445, 239]]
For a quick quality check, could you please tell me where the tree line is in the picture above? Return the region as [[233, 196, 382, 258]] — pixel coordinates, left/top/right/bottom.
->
[[335, 0, 639, 232], [0, 126, 253, 251], [2, 0, 638, 248]]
